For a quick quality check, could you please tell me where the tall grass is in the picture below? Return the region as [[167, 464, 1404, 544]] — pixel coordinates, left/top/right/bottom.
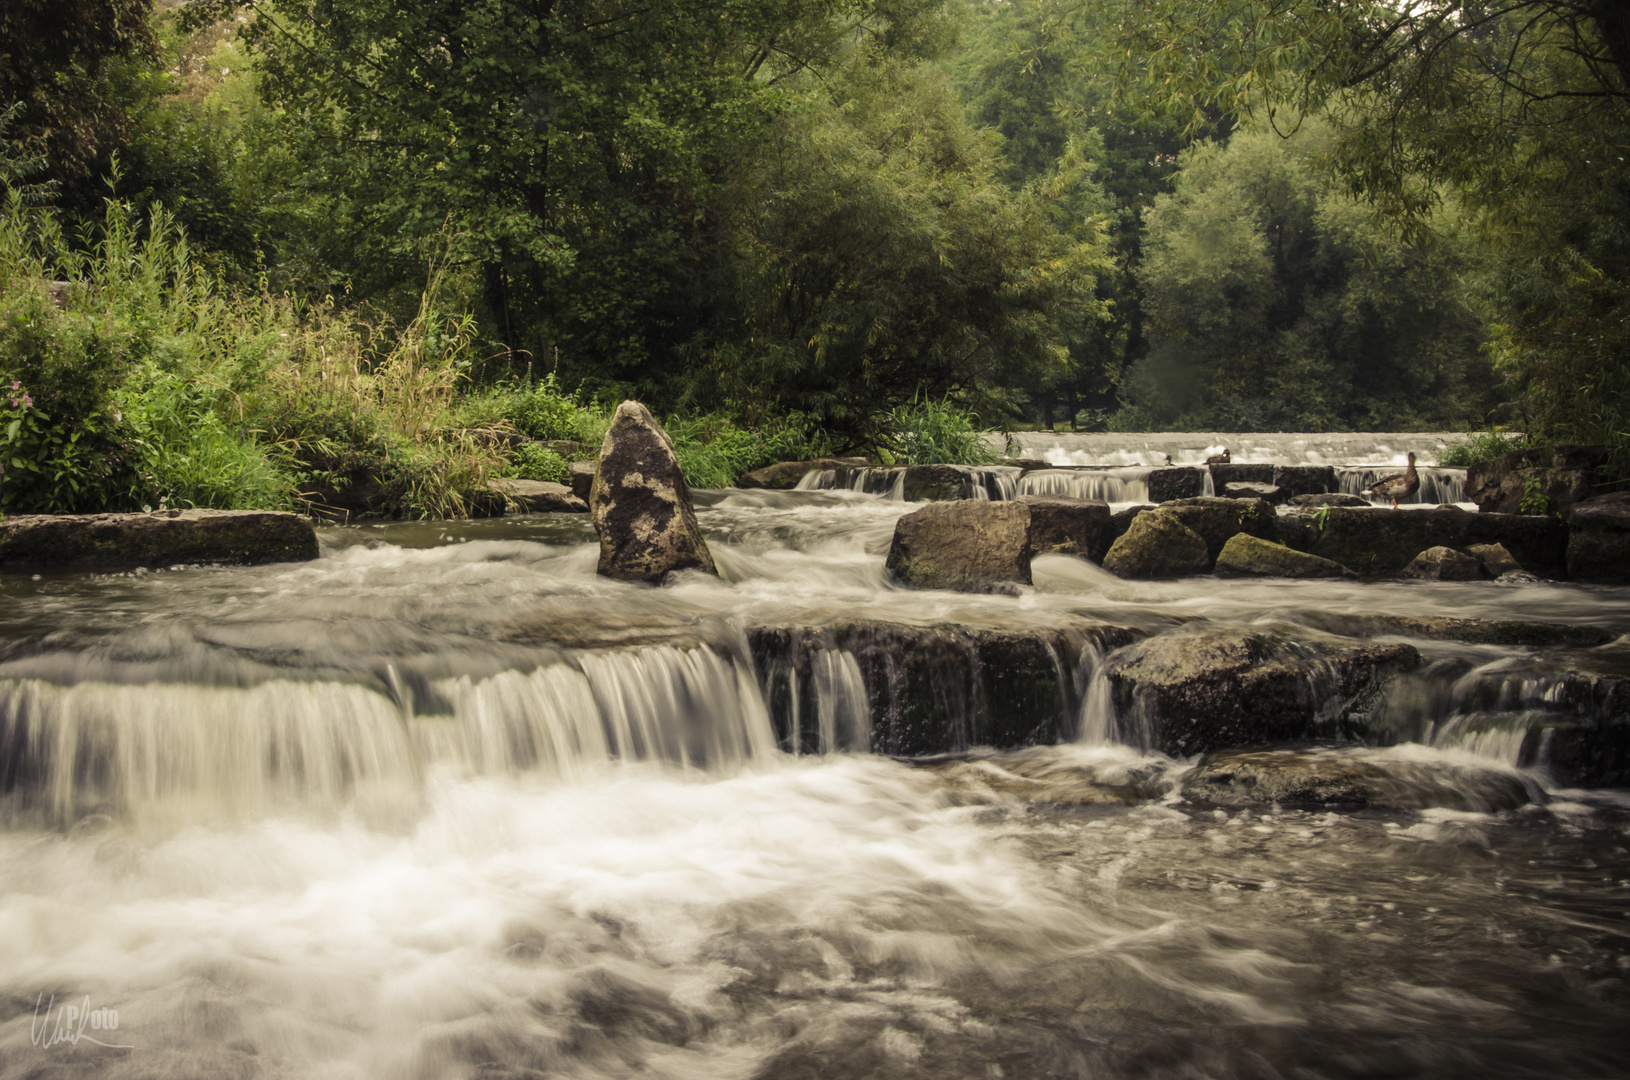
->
[[884, 397, 999, 465], [0, 190, 507, 517], [4, 184, 841, 515]]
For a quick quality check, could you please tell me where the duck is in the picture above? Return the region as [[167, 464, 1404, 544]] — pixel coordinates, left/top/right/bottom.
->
[[1205, 449, 1231, 465], [1367, 452, 1420, 509], [1162, 454, 1174, 466]]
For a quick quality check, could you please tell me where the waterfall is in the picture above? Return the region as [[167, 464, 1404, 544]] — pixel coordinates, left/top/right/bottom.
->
[[1075, 647, 1117, 746], [1018, 468, 1151, 503], [793, 468, 835, 491], [0, 645, 780, 823], [1337, 465, 1467, 505], [783, 647, 870, 755]]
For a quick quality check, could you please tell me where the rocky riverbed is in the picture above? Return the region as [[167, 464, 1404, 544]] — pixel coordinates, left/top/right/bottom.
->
[[1, 429, 1627, 1079]]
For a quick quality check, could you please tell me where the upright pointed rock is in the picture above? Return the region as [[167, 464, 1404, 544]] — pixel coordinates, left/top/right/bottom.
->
[[590, 401, 717, 583]]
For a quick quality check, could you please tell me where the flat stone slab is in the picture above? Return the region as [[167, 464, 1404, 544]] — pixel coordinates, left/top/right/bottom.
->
[[1183, 745, 1531, 811], [1295, 613, 1616, 648], [1214, 533, 1349, 578], [1302, 505, 1568, 577], [0, 509, 319, 571], [488, 479, 588, 513]]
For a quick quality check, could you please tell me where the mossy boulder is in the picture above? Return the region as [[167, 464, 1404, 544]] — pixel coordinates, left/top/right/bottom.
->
[[1214, 533, 1350, 578], [1099, 629, 1420, 755], [590, 400, 717, 583], [1467, 542, 1522, 577], [0, 509, 319, 571], [1101, 509, 1210, 578], [1159, 496, 1279, 563], [1399, 545, 1484, 580], [884, 500, 1033, 592]]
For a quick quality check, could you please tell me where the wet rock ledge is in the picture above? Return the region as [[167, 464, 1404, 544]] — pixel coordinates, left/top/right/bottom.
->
[[748, 621, 1142, 756], [0, 509, 319, 571]]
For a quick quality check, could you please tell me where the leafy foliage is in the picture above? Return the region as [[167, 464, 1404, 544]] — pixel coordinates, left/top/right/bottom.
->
[[667, 414, 829, 489], [1437, 428, 1528, 468], [0, 186, 513, 517], [950, 0, 1205, 428], [884, 396, 999, 465], [698, 57, 1111, 445], [1122, 123, 1496, 431], [1074, 0, 1630, 468], [498, 443, 571, 485], [183, 0, 958, 394], [0, 0, 156, 180]]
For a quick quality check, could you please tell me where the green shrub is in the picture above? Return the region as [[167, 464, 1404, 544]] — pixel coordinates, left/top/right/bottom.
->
[[0, 285, 142, 512], [499, 442, 571, 484], [487, 375, 583, 442], [884, 397, 998, 465], [117, 365, 293, 510], [1437, 429, 1527, 467], [666, 412, 829, 488]]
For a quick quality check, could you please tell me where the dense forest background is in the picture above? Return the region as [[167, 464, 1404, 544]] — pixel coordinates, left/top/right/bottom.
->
[[2, 0, 1627, 513]]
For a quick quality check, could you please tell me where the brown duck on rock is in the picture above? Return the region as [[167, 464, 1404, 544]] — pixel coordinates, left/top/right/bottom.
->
[[1205, 449, 1231, 465], [1367, 451, 1420, 509]]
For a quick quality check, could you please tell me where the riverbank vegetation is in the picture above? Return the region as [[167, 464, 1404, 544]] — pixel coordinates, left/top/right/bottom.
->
[[2, 0, 1626, 515]]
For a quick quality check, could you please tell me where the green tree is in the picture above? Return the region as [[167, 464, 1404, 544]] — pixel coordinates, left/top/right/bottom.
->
[[1076, 0, 1630, 464], [0, 0, 155, 182], [696, 57, 1112, 446], [950, 0, 1199, 428], [183, 0, 956, 399], [1127, 123, 1494, 430]]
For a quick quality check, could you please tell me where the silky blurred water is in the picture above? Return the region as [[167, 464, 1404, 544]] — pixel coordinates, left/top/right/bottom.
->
[[0, 482, 1627, 1079]]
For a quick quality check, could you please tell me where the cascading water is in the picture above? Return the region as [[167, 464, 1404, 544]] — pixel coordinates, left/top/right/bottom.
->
[[1018, 467, 1151, 502], [2, 437, 1628, 1079], [0, 645, 779, 824], [1338, 464, 1468, 505]]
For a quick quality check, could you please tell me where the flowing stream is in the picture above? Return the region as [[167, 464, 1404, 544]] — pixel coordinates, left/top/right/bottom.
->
[[1, 436, 1627, 1079]]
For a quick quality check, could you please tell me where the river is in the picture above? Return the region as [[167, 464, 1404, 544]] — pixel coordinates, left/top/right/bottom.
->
[[0, 434, 1626, 1079]]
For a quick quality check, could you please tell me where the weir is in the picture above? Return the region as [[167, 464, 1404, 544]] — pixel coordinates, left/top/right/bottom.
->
[[1, 432, 1627, 1079]]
